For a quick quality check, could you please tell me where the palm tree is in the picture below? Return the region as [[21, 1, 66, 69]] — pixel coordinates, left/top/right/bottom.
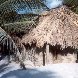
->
[[0, 0, 49, 14], [0, 0, 78, 13], [0, 0, 49, 37]]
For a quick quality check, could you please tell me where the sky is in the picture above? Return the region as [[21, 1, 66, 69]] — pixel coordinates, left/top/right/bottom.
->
[[17, 0, 63, 14], [45, 0, 63, 9]]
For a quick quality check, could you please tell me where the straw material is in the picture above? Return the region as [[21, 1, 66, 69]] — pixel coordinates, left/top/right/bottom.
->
[[22, 6, 78, 48]]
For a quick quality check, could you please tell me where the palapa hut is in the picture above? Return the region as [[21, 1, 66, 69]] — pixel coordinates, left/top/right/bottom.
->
[[22, 6, 78, 66]]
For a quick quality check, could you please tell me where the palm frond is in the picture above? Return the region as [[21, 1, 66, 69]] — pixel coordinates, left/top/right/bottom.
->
[[0, 0, 49, 14]]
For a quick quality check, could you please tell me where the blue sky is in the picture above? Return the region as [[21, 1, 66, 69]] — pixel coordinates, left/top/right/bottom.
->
[[17, 0, 63, 14]]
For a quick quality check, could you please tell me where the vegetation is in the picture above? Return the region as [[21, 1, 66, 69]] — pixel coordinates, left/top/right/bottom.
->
[[64, 0, 78, 13], [1, 21, 36, 38]]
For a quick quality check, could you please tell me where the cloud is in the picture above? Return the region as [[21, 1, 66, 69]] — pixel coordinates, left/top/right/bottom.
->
[[45, 0, 63, 9]]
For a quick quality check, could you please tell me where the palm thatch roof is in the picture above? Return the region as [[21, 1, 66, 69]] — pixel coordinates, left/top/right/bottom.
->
[[0, 27, 20, 55], [0, 27, 7, 43], [22, 5, 78, 49]]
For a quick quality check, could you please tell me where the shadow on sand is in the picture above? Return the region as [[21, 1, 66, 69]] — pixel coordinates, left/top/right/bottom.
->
[[0, 63, 9, 73], [1, 68, 61, 78]]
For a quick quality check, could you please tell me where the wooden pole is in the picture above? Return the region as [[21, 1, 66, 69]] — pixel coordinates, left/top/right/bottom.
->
[[43, 51, 45, 66], [77, 51, 78, 63], [46, 44, 49, 64], [75, 49, 78, 63]]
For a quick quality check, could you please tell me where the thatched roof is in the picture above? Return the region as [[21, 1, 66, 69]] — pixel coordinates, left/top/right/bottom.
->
[[0, 27, 20, 54], [0, 27, 7, 43], [22, 5, 78, 48]]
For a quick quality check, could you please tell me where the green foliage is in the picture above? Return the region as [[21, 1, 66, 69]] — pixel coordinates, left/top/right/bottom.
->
[[1, 21, 36, 37], [75, 6, 78, 14], [0, 0, 7, 5], [64, 0, 78, 14], [0, 0, 47, 32], [2, 11, 17, 23]]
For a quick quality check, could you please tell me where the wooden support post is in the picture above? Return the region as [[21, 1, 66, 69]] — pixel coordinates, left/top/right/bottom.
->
[[76, 52, 78, 63], [46, 44, 49, 64], [43, 51, 45, 66], [7, 38, 10, 62]]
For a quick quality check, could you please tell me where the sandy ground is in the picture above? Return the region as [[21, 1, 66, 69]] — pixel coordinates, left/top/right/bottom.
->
[[0, 58, 78, 78]]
